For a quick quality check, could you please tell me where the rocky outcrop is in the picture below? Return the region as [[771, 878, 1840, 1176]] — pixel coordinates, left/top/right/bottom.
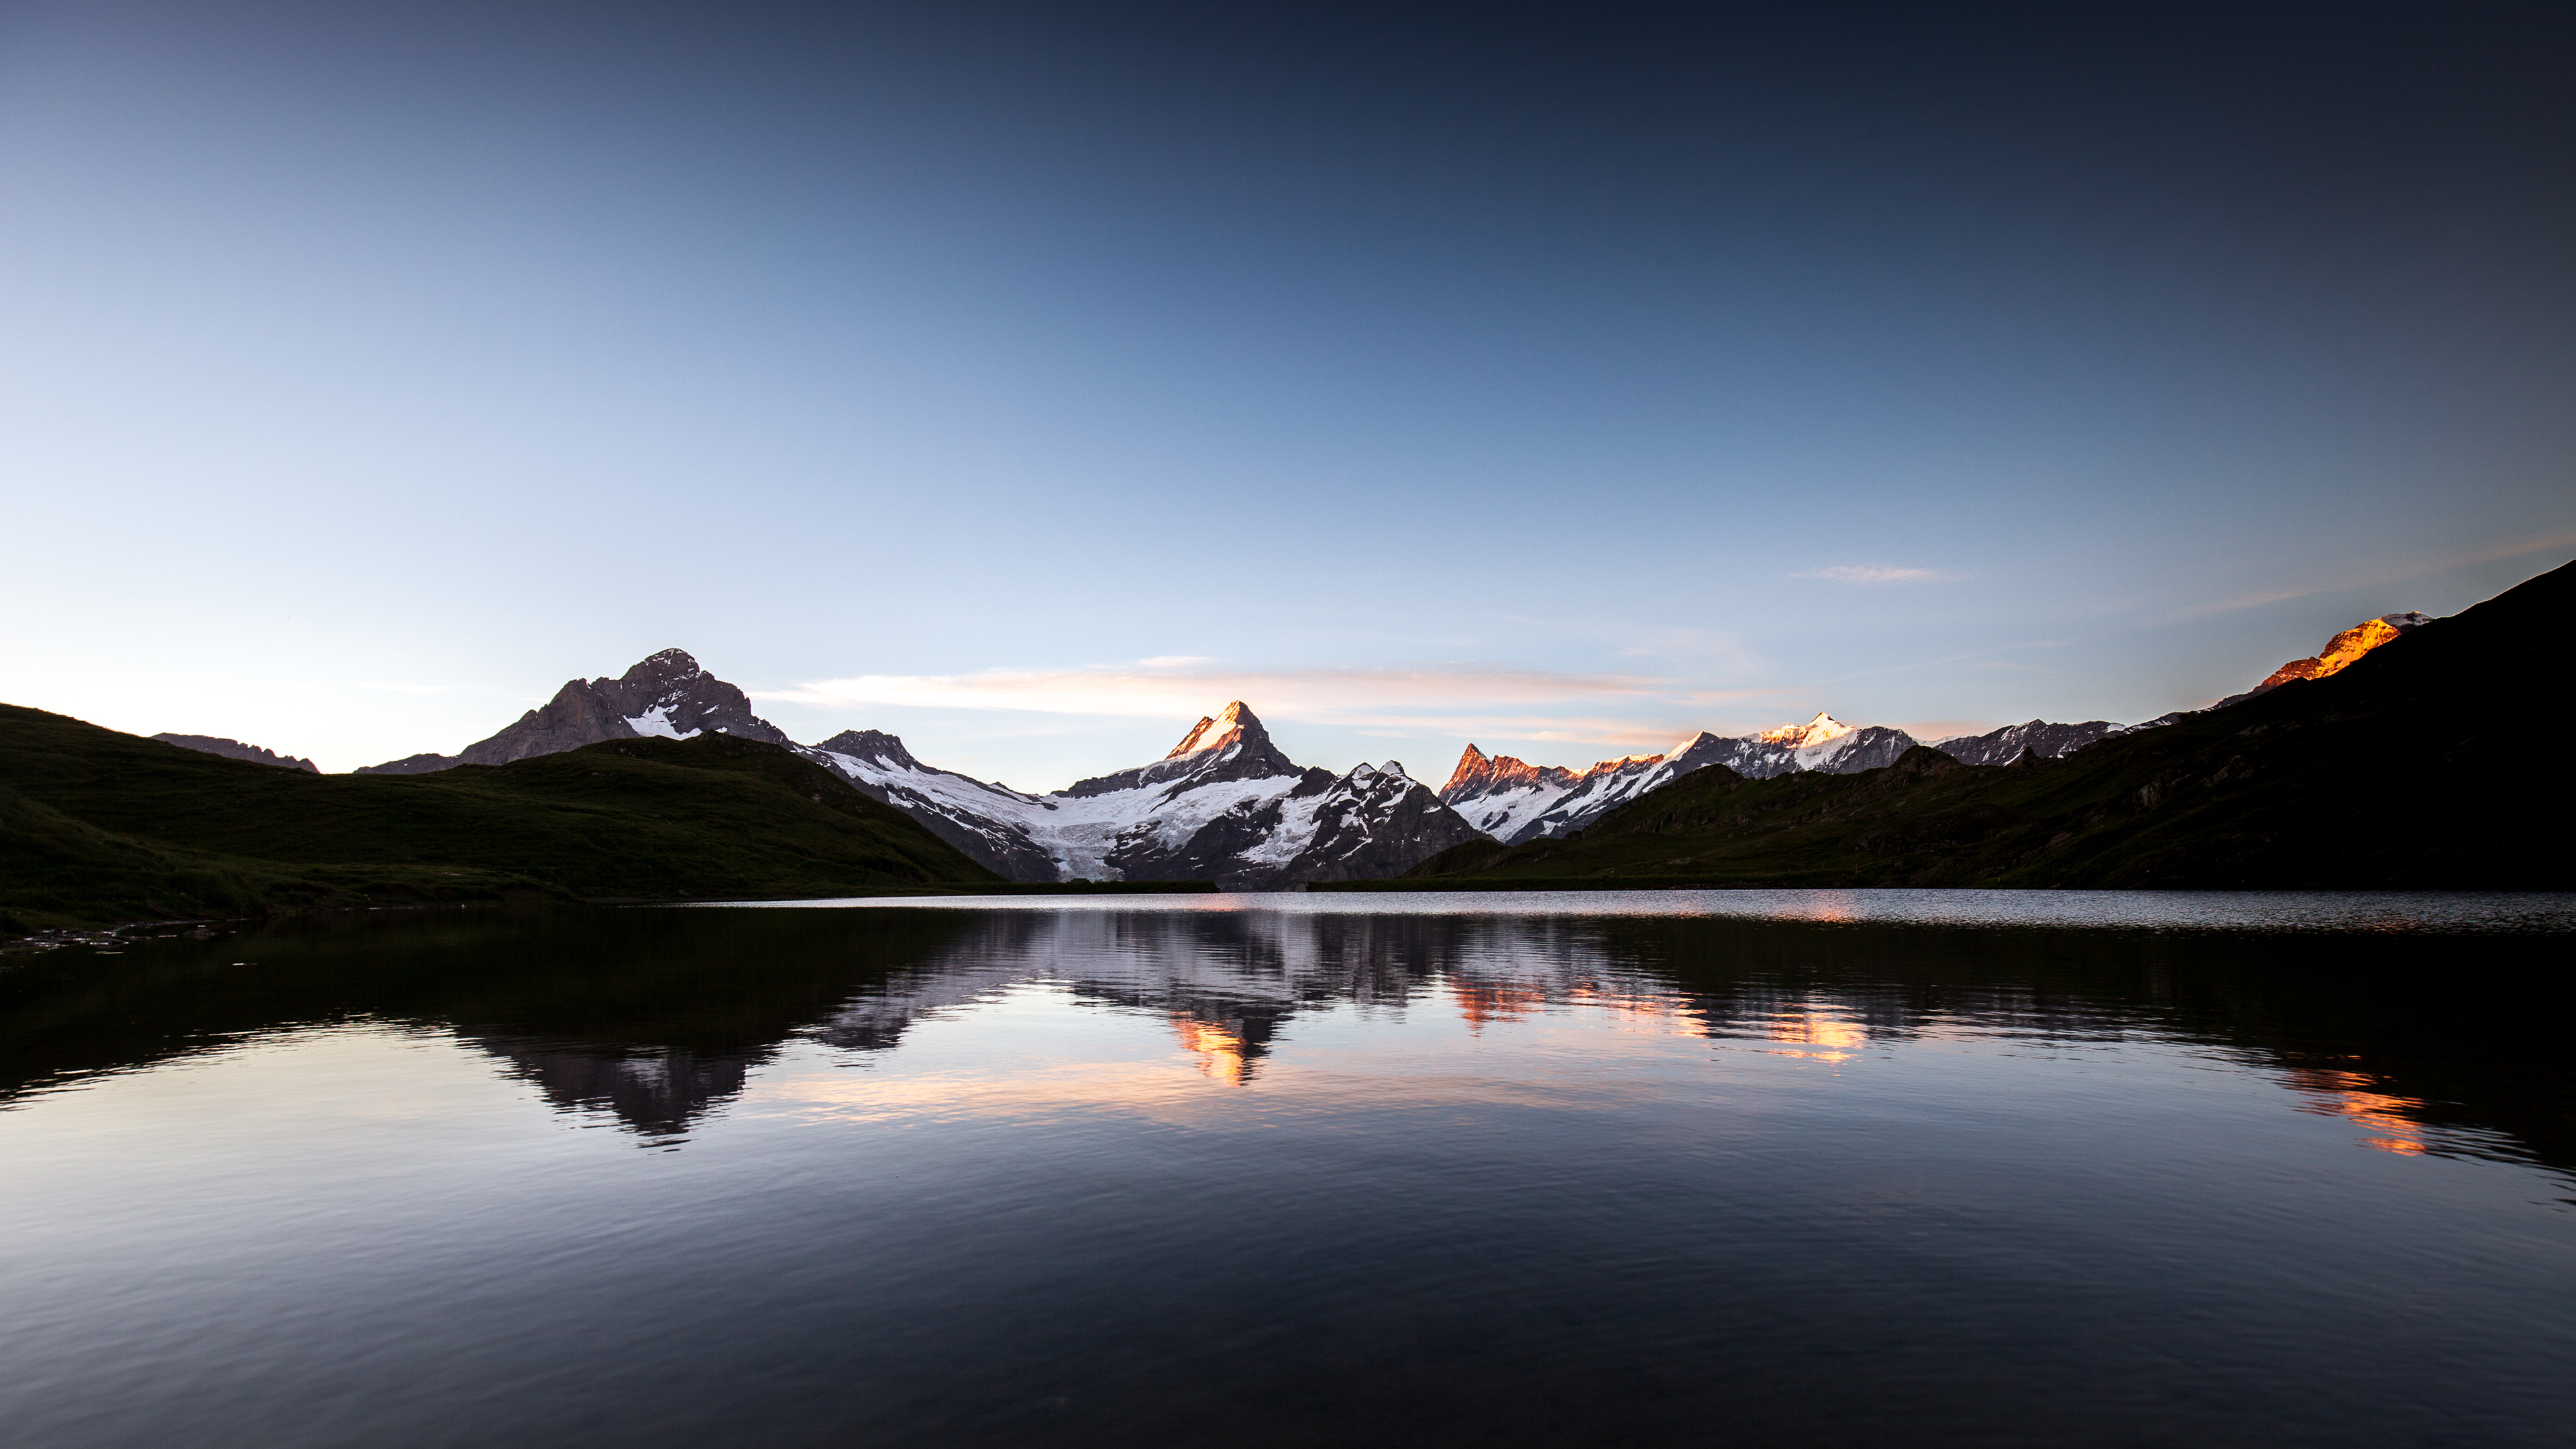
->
[[150, 734, 319, 772]]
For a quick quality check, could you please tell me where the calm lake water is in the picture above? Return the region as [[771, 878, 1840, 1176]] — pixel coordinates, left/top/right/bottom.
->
[[3, 891, 2572, 1448]]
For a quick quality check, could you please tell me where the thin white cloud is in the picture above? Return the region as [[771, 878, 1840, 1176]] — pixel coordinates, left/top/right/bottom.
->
[[2159, 530, 2576, 624], [1793, 564, 1970, 585], [758, 659, 1666, 721], [753, 657, 1803, 759], [1891, 718, 2006, 742], [354, 681, 491, 695]]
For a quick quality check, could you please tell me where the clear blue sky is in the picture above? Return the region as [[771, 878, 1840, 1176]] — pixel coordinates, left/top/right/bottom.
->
[[3, 2, 2569, 787]]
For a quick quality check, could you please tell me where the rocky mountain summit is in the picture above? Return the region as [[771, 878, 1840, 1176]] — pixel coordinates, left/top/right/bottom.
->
[[150, 734, 319, 772], [356, 649, 792, 774]]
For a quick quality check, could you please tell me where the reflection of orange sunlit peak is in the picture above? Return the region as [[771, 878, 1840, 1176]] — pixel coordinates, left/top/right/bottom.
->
[[1171, 1014, 1252, 1085], [1768, 1010, 1866, 1050], [1452, 980, 1549, 1030], [2285, 1068, 2429, 1155]]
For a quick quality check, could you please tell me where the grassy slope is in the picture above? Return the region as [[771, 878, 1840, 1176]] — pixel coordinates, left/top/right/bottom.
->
[[1, 708, 1006, 930], [1371, 559, 2575, 892]]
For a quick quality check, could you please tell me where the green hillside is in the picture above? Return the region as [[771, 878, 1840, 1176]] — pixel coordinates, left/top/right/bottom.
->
[[1362, 559, 2576, 892], [1, 708, 1006, 931]]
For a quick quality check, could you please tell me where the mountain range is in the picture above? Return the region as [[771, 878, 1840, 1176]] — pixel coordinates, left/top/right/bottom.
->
[[1381, 567, 2564, 891], [310, 657, 1479, 888], [808, 703, 1483, 888], [1439, 714, 1927, 845], [127, 590, 2446, 890]]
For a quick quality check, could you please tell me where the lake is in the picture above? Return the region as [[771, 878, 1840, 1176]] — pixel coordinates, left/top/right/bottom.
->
[[3, 891, 2572, 1447]]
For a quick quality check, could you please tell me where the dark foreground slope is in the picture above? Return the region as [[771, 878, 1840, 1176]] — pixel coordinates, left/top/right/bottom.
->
[[1, 708, 1004, 930], [1382, 559, 2576, 891]]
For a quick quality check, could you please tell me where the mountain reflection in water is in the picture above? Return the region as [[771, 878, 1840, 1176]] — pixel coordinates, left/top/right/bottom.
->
[[4, 897, 2570, 1171], [1, 894, 2572, 1449]]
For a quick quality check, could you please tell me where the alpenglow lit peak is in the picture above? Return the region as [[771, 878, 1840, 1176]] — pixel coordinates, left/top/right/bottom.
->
[[1756, 713, 1856, 749], [1165, 701, 1263, 759]]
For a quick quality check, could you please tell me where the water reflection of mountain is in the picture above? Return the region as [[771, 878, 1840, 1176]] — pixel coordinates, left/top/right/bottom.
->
[[804, 908, 2573, 1173], [813, 912, 1479, 1083], [458, 1035, 759, 1140], [0, 905, 975, 1140], [1, 902, 2567, 1170]]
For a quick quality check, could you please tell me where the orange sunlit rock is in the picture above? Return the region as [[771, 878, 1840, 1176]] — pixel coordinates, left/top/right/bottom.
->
[[2255, 614, 2424, 691], [1441, 744, 1580, 796]]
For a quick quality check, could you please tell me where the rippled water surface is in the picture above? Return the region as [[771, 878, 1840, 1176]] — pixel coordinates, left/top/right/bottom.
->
[[4, 892, 2573, 1448]]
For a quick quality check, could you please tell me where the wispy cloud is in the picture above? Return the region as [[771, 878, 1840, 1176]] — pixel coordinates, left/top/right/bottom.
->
[[354, 681, 492, 695], [2158, 530, 2576, 624], [1890, 718, 2004, 742], [762, 659, 1660, 720], [1792, 564, 1970, 585], [755, 658, 1795, 753]]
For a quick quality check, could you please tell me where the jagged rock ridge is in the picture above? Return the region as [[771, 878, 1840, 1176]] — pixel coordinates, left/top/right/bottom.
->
[[150, 734, 319, 773], [1440, 714, 1922, 846], [1929, 719, 2127, 767]]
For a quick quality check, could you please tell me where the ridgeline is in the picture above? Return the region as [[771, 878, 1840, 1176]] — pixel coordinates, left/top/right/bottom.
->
[[0, 712, 1020, 932], [1330, 558, 2575, 892]]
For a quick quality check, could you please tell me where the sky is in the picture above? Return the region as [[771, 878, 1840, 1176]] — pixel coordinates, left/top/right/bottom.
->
[[3, 1, 2569, 788]]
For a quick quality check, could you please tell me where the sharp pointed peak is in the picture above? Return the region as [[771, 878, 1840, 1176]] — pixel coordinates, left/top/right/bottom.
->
[[1165, 700, 1272, 759]]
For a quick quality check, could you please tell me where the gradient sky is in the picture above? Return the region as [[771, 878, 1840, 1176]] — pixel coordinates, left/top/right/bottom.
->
[[3, 1, 2569, 787]]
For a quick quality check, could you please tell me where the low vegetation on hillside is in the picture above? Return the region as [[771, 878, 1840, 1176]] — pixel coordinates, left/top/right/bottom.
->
[[0, 711, 1008, 932]]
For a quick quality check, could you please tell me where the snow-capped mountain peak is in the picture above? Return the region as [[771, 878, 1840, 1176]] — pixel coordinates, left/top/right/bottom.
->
[[1440, 715, 1924, 844], [1757, 712, 1854, 748]]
